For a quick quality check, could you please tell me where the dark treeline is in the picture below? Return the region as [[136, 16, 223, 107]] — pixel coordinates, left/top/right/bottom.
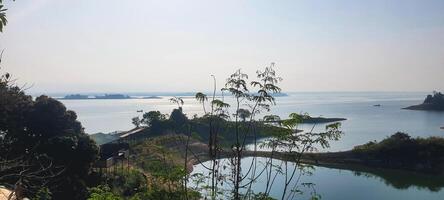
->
[[1, 74, 99, 199], [353, 132, 444, 174]]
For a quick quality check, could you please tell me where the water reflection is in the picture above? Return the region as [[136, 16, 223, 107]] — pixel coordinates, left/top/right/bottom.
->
[[192, 157, 444, 200], [348, 166, 444, 192]]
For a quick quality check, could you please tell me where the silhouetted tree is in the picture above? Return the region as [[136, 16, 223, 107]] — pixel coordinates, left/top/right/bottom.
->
[[195, 92, 208, 114], [237, 108, 251, 122], [141, 111, 165, 126], [0, 0, 8, 32], [422, 91, 444, 110], [169, 96, 184, 110], [132, 116, 141, 128], [0, 72, 99, 199], [169, 109, 188, 132]]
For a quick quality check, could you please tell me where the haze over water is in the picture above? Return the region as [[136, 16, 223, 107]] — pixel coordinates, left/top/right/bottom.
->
[[61, 91, 444, 152]]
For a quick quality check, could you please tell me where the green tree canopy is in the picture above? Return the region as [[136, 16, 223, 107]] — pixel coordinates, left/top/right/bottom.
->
[[0, 72, 98, 199]]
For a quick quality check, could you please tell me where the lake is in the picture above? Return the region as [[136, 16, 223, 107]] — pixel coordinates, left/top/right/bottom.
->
[[192, 157, 444, 200], [61, 92, 444, 151], [59, 92, 444, 199]]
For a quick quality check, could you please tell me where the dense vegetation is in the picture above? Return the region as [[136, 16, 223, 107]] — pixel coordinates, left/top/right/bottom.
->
[[132, 111, 288, 146], [0, 70, 204, 200], [424, 92, 444, 108], [0, 75, 99, 199], [353, 132, 444, 174]]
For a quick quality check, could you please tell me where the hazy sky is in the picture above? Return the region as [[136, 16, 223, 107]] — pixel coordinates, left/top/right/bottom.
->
[[1, 0, 443, 94]]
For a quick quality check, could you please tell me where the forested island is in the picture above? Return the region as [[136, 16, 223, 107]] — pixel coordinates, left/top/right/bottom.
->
[[404, 91, 444, 111], [142, 96, 162, 99], [94, 94, 131, 99], [64, 94, 90, 99], [300, 116, 346, 123], [62, 93, 130, 99]]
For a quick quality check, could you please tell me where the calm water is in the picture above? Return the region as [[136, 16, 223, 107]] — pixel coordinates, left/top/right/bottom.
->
[[192, 157, 444, 200], [60, 92, 444, 199], [61, 92, 444, 151]]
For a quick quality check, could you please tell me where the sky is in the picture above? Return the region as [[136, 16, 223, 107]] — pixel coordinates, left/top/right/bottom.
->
[[1, 0, 443, 94]]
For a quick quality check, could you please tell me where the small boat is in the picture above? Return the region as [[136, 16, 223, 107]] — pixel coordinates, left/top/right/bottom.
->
[[441, 127, 444, 130], [373, 104, 381, 107], [136, 110, 143, 113]]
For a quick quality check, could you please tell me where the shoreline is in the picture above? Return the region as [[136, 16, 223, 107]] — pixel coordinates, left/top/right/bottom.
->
[[188, 149, 444, 176], [403, 104, 444, 111]]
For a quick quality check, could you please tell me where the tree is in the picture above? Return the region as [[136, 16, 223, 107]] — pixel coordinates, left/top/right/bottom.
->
[[0, 72, 99, 199], [422, 91, 444, 110], [169, 109, 188, 132], [190, 64, 343, 199], [169, 96, 184, 110], [132, 117, 141, 128], [141, 111, 165, 127], [88, 185, 122, 200], [0, 155, 62, 200], [141, 111, 167, 134], [195, 92, 208, 114], [264, 113, 342, 199], [237, 108, 251, 122], [34, 187, 52, 200], [142, 111, 165, 126], [0, 0, 8, 32], [424, 94, 434, 104]]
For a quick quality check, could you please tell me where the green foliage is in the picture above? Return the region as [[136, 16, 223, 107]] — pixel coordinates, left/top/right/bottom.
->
[[353, 132, 444, 173], [33, 187, 52, 200], [269, 113, 343, 151], [141, 111, 168, 133], [224, 69, 249, 99], [195, 92, 208, 103], [147, 160, 186, 183], [263, 114, 281, 122], [0, 1, 7, 32], [250, 192, 277, 200], [281, 113, 306, 129], [250, 64, 282, 108], [189, 119, 285, 147], [89, 167, 199, 200], [129, 136, 203, 199], [107, 169, 147, 197], [1, 72, 98, 199], [169, 108, 188, 131], [237, 108, 251, 121], [129, 189, 200, 200], [169, 96, 184, 109], [141, 111, 166, 126], [88, 185, 122, 200]]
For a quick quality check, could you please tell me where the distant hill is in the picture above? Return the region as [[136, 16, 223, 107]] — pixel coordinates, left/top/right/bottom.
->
[[95, 94, 130, 99], [63, 94, 90, 99], [404, 92, 444, 111], [89, 132, 120, 145]]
